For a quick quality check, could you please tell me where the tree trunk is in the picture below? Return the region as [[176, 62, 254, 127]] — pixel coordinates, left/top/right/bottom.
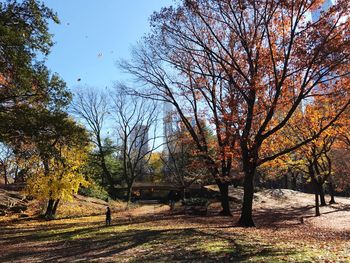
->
[[291, 174, 297, 190], [318, 183, 326, 206], [329, 182, 336, 204], [284, 174, 288, 189], [313, 179, 321, 216], [126, 182, 133, 204], [217, 181, 231, 216], [45, 199, 55, 219], [315, 192, 320, 216], [238, 163, 256, 227], [309, 164, 320, 216], [52, 199, 60, 216], [4, 168, 8, 185]]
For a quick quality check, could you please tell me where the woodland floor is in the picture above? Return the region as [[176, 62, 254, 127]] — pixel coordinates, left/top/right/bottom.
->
[[1, 189, 350, 262]]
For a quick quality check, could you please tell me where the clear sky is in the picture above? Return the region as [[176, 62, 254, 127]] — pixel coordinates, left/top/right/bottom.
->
[[44, 0, 174, 91]]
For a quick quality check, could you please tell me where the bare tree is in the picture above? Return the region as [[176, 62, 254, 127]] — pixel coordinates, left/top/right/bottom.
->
[[71, 89, 114, 190], [111, 87, 160, 203]]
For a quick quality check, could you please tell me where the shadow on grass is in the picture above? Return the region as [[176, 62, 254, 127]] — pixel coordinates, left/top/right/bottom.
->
[[0, 223, 299, 262], [2, 202, 350, 262]]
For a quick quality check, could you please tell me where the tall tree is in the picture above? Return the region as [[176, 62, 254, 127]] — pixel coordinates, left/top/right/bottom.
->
[[111, 89, 160, 203], [71, 89, 115, 193], [121, 0, 350, 225]]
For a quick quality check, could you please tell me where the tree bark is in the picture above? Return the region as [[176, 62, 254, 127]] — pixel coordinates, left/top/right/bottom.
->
[[315, 192, 320, 216], [126, 182, 133, 204], [52, 199, 60, 216], [45, 199, 55, 219], [291, 174, 297, 190], [329, 182, 336, 204], [217, 181, 231, 216], [284, 174, 288, 189], [310, 164, 320, 216], [238, 163, 256, 227], [318, 183, 326, 206], [313, 179, 321, 216], [4, 168, 8, 185]]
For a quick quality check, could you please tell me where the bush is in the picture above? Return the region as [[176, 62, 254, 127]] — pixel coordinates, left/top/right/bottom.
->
[[79, 182, 109, 200]]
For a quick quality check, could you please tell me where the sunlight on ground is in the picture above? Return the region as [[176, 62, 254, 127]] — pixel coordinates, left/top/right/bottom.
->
[[1, 204, 350, 262]]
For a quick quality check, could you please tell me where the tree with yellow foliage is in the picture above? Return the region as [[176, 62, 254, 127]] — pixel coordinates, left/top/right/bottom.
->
[[5, 108, 90, 219], [26, 143, 90, 219]]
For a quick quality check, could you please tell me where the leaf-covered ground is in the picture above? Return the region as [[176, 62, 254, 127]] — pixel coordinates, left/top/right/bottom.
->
[[1, 190, 350, 262]]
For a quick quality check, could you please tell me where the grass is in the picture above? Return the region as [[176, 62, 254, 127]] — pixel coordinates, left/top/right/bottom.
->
[[2, 188, 350, 262], [1, 206, 350, 262]]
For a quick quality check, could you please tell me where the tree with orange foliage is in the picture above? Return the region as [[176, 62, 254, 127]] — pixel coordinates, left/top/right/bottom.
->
[[162, 121, 213, 199], [329, 107, 350, 197], [263, 97, 350, 216], [121, 0, 350, 226]]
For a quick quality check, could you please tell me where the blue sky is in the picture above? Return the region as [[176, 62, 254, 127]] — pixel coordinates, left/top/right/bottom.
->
[[44, 0, 173, 91]]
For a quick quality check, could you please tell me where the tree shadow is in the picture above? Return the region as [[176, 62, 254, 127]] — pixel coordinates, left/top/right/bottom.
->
[[2, 200, 350, 262], [1, 225, 300, 262], [252, 205, 315, 228], [0, 214, 303, 262]]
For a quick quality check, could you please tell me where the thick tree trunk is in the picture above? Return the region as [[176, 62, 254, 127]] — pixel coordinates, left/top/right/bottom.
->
[[126, 182, 133, 204], [45, 199, 55, 219], [52, 199, 60, 215], [329, 182, 336, 204], [319, 184, 326, 206], [238, 163, 256, 227], [217, 181, 231, 216]]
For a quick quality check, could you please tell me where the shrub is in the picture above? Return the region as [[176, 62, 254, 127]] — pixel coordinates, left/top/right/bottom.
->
[[79, 182, 109, 200]]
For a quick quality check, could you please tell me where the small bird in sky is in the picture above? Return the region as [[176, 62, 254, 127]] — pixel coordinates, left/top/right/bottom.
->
[[77, 78, 81, 82]]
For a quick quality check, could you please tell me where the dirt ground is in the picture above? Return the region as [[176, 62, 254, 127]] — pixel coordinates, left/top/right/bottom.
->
[[1, 189, 350, 262]]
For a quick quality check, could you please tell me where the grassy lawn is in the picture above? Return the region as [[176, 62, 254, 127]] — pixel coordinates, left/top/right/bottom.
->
[[1, 203, 350, 262]]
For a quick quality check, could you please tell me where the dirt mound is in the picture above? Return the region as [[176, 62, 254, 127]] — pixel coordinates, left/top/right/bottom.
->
[[205, 186, 307, 204]]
